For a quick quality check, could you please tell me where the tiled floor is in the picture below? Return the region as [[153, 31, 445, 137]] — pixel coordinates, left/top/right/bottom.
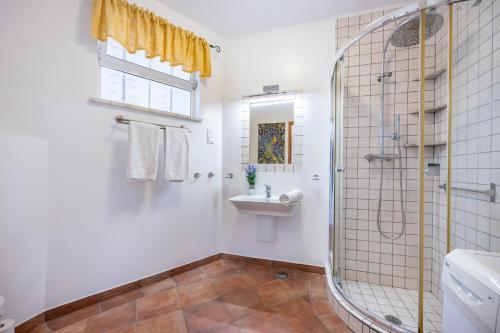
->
[[29, 259, 350, 333], [341, 280, 443, 333]]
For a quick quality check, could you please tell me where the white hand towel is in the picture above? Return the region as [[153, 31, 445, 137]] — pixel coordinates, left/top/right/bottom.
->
[[279, 189, 303, 206], [127, 122, 161, 181], [165, 127, 189, 182]]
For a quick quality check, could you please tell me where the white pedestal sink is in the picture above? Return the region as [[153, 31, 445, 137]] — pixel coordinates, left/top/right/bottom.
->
[[229, 194, 300, 242]]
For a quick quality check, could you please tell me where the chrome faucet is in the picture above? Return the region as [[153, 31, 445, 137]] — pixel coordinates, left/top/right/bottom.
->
[[264, 184, 271, 198]]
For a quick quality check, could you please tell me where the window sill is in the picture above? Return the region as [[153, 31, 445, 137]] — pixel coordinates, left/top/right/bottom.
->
[[89, 97, 202, 122]]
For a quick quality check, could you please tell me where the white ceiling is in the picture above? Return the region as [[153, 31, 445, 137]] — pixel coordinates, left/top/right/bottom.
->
[[158, 0, 407, 36]]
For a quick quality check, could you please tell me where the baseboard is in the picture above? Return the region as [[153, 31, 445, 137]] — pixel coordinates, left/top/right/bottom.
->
[[15, 253, 323, 332]]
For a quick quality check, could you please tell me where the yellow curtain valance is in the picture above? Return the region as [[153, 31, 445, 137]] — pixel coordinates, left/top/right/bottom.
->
[[91, 0, 212, 78]]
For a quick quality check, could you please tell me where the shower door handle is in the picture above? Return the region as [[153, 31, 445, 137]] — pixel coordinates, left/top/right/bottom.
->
[[336, 168, 345, 173]]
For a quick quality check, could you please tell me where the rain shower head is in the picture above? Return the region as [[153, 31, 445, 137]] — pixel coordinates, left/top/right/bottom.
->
[[389, 11, 444, 48]]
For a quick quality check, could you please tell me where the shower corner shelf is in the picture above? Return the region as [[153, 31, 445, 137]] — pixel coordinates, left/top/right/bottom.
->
[[409, 104, 447, 115], [412, 68, 447, 81], [404, 141, 447, 148]]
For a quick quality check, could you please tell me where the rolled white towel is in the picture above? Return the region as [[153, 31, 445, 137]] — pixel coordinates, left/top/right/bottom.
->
[[279, 189, 303, 206]]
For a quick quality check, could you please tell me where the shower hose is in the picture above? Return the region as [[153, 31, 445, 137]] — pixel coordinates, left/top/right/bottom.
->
[[376, 138, 406, 240]]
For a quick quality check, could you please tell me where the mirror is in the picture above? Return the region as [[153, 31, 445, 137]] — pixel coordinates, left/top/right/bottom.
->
[[249, 101, 294, 164], [241, 91, 303, 173]]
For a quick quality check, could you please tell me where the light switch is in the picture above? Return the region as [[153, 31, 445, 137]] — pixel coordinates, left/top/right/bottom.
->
[[207, 129, 215, 144]]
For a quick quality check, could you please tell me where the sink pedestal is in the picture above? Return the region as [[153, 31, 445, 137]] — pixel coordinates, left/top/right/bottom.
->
[[257, 215, 278, 242]]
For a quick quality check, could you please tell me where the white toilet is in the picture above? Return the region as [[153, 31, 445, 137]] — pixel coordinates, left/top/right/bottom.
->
[[442, 249, 500, 333]]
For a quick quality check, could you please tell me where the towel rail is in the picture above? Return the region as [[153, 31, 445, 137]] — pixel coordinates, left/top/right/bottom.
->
[[438, 182, 496, 202], [115, 114, 191, 133]]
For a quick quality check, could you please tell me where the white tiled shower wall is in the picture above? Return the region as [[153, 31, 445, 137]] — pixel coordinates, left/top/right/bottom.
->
[[336, 0, 500, 295]]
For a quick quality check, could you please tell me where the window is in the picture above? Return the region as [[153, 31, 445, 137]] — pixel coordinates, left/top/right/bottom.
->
[[98, 38, 199, 118]]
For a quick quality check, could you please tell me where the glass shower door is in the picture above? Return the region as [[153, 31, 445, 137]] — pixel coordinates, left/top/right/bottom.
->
[[330, 59, 346, 285]]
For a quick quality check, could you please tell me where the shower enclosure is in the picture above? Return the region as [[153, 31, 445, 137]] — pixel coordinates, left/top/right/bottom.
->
[[328, 0, 498, 332]]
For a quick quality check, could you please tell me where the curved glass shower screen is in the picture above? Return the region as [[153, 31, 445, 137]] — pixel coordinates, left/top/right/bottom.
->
[[326, 0, 483, 332]]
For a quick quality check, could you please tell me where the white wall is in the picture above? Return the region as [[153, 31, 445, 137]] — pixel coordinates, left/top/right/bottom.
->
[[221, 20, 335, 266], [0, 138, 49, 325], [0, 0, 225, 324]]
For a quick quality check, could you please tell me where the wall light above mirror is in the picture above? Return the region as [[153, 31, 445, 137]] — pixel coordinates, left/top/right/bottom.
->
[[241, 90, 303, 173]]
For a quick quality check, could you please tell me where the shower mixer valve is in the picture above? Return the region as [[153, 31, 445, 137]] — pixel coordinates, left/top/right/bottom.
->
[[376, 72, 392, 82]]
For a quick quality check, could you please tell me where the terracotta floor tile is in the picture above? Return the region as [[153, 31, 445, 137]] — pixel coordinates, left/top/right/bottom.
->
[[44, 263, 337, 333], [199, 260, 237, 278], [220, 289, 268, 321], [317, 314, 345, 332], [255, 280, 295, 307], [208, 323, 241, 333], [293, 271, 322, 281], [178, 280, 218, 307], [142, 278, 176, 295], [100, 289, 144, 312], [238, 270, 275, 287], [135, 311, 187, 333], [283, 279, 309, 299], [235, 312, 289, 333], [211, 273, 249, 296], [174, 268, 208, 286], [309, 277, 327, 294], [306, 323, 331, 333], [309, 293, 332, 316], [53, 320, 87, 333], [107, 324, 136, 333], [137, 288, 180, 321], [47, 305, 100, 331], [271, 297, 320, 333], [83, 302, 136, 333], [183, 300, 232, 333]]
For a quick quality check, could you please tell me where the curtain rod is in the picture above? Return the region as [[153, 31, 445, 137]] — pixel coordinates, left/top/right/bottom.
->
[[115, 115, 191, 132]]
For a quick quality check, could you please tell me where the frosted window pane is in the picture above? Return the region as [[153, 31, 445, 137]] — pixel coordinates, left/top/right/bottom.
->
[[125, 50, 150, 68], [172, 65, 192, 81], [100, 67, 123, 102], [150, 57, 173, 75], [124, 74, 149, 108], [150, 81, 172, 112], [171, 87, 191, 116], [106, 38, 125, 60], [150, 57, 191, 81]]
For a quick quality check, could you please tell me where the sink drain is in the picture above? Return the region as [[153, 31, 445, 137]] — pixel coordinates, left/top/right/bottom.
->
[[275, 271, 289, 280], [384, 314, 402, 326]]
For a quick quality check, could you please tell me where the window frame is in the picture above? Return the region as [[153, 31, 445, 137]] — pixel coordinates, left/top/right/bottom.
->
[[97, 40, 200, 119]]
